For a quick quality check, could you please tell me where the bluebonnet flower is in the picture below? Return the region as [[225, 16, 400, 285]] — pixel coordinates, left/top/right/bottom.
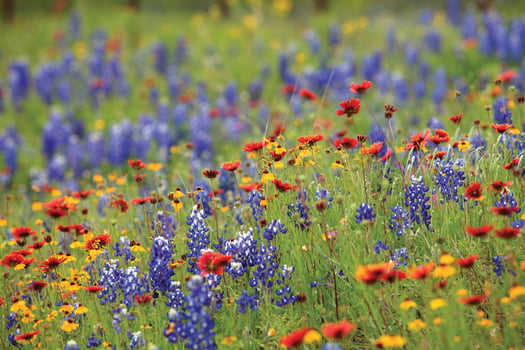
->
[[223, 230, 258, 278], [186, 206, 211, 274], [263, 220, 287, 241], [374, 240, 390, 254], [447, 0, 461, 26], [413, 80, 426, 100], [47, 154, 66, 182], [368, 123, 387, 158], [361, 51, 382, 81], [154, 42, 168, 74], [304, 29, 321, 53], [9, 61, 30, 111], [247, 190, 265, 225], [86, 333, 103, 348], [148, 236, 175, 295], [462, 11, 478, 40], [492, 255, 505, 277], [392, 75, 409, 103], [405, 176, 432, 230], [323, 343, 343, 350], [355, 203, 376, 224], [164, 275, 216, 349], [107, 121, 134, 166], [64, 340, 80, 350], [113, 236, 136, 265], [432, 159, 466, 204], [389, 205, 410, 236], [328, 23, 341, 47], [493, 97, 512, 124], [236, 290, 259, 313], [432, 68, 447, 110], [494, 191, 521, 214], [127, 330, 145, 349], [391, 248, 409, 268], [287, 189, 311, 231], [425, 30, 442, 53]]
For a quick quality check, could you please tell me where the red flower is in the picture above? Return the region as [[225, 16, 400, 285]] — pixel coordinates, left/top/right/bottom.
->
[[380, 149, 393, 162], [197, 251, 233, 276], [57, 224, 87, 236], [355, 263, 393, 284], [466, 225, 493, 237], [497, 69, 515, 82], [128, 159, 147, 170], [28, 240, 46, 250], [405, 130, 431, 152], [202, 169, 220, 179], [384, 104, 398, 119], [487, 180, 511, 194], [221, 161, 241, 172], [273, 179, 294, 192], [459, 294, 487, 305], [134, 174, 147, 183], [456, 254, 478, 268], [322, 320, 356, 339], [349, 81, 373, 94], [11, 249, 33, 256], [85, 234, 112, 250], [494, 227, 520, 239], [243, 140, 268, 152], [380, 270, 408, 283], [490, 206, 520, 216], [432, 129, 450, 144], [43, 197, 70, 219], [131, 197, 153, 206], [135, 294, 153, 305], [112, 198, 129, 213], [465, 183, 484, 201], [299, 88, 317, 101], [83, 286, 105, 293], [297, 134, 324, 146], [449, 113, 462, 124], [360, 142, 383, 156], [11, 226, 36, 240], [334, 137, 358, 149], [409, 262, 435, 279], [72, 189, 95, 199], [38, 255, 68, 273], [427, 151, 447, 160], [239, 183, 263, 192], [491, 123, 513, 134], [280, 328, 314, 348], [1, 253, 35, 268], [269, 149, 286, 161], [503, 158, 519, 169], [280, 84, 297, 96], [336, 98, 361, 118], [14, 330, 40, 342], [28, 281, 48, 292]]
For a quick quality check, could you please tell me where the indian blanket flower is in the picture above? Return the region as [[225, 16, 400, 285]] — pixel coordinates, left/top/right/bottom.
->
[[83, 286, 104, 293], [409, 262, 435, 279], [355, 262, 393, 284], [297, 134, 324, 146], [243, 140, 268, 152], [456, 254, 478, 268], [350, 81, 373, 94], [487, 180, 511, 194], [13, 330, 40, 343], [1, 253, 34, 268], [128, 159, 147, 170], [221, 160, 241, 172], [384, 104, 398, 119], [466, 224, 493, 237], [322, 320, 356, 339], [43, 197, 70, 219], [431, 129, 450, 144], [380, 270, 408, 283], [503, 158, 519, 170], [494, 227, 520, 239], [459, 294, 487, 305], [299, 88, 317, 100], [334, 137, 358, 149], [490, 206, 520, 216], [360, 142, 384, 156], [405, 130, 431, 152], [273, 179, 294, 193], [449, 113, 462, 124], [336, 98, 361, 117], [72, 189, 95, 199], [197, 251, 233, 276], [490, 123, 513, 133], [85, 234, 111, 250], [465, 183, 485, 201], [39, 254, 68, 273], [203, 169, 220, 179], [111, 198, 129, 213], [11, 226, 37, 240], [280, 328, 321, 348]]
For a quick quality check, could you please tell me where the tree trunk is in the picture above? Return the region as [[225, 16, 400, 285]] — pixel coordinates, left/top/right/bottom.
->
[[2, 0, 15, 23]]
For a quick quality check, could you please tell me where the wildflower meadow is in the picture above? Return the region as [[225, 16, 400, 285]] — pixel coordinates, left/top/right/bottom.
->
[[1, 0, 525, 349]]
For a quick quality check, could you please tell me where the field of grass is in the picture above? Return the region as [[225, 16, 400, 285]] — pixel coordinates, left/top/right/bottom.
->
[[1, 0, 525, 349]]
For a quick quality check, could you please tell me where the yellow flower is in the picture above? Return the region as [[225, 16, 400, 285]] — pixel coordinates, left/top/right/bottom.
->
[[241, 176, 253, 183], [116, 177, 126, 185], [509, 285, 525, 299], [60, 304, 75, 315], [332, 162, 344, 169], [10, 300, 26, 313], [433, 317, 444, 325], [32, 202, 43, 211], [456, 140, 471, 152], [172, 200, 183, 211], [303, 330, 321, 344], [148, 163, 163, 171], [261, 172, 275, 183], [477, 319, 493, 327], [408, 319, 427, 331], [501, 297, 510, 304], [374, 335, 407, 348], [220, 336, 237, 345], [439, 253, 455, 265], [130, 245, 146, 253], [430, 298, 447, 310], [457, 289, 468, 296], [61, 320, 79, 332], [400, 299, 417, 310], [51, 189, 62, 197], [274, 161, 284, 169], [47, 310, 58, 321], [243, 15, 259, 30], [509, 321, 518, 328], [74, 305, 88, 314], [0, 217, 7, 226], [432, 265, 456, 278], [94, 119, 105, 130], [267, 328, 276, 336], [453, 336, 460, 342], [93, 174, 104, 183]]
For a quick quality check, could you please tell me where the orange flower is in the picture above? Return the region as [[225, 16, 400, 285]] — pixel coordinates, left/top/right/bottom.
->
[[221, 161, 241, 172], [355, 262, 393, 284], [409, 262, 435, 279], [322, 320, 356, 339], [280, 328, 319, 348], [465, 183, 485, 201], [85, 234, 111, 250], [349, 81, 373, 94], [459, 294, 487, 305], [197, 251, 233, 276], [38, 255, 68, 273]]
